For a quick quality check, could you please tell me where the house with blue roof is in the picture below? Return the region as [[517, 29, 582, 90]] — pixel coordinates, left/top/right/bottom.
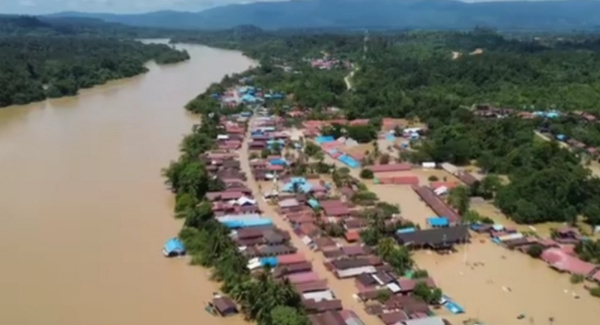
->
[[428, 217, 450, 228], [282, 177, 313, 193], [242, 94, 259, 103], [163, 238, 186, 257], [307, 198, 320, 209]]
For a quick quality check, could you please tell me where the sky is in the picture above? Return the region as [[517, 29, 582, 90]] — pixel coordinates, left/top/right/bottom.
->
[[0, 0, 552, 15]]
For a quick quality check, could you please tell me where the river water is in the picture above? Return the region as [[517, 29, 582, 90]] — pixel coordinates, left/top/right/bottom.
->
[[0, 42, 254, 325]]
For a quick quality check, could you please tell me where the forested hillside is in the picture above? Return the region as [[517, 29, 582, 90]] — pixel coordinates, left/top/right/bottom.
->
[[0, 15, 190, 38], [175, 27, 600, 114], [0, 16, 190, 107], [179, 28, 600, 226]]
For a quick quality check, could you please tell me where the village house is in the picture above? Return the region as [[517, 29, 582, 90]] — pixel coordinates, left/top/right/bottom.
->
[[320, 200, 351, 218], [396, 226, 470, 250], [328, 256, 382, 278], [232, 227, 290, 247], [273, 261, 313, 278], [294, 279, 329, 294], [244, 244, 297, 258], [412, 186, 461, 225], [553, 227, 582, 244], [541, 247, 599, 278], [303, 298, 343, 314]]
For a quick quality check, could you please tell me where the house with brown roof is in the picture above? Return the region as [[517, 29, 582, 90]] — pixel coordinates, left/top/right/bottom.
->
[[412, 186, 461, 225], [211, 296, 238, 317], [320, 200, 351, 218], [329, 257, 381, 278], [343, 218, 368, 230], [304, 299, 343, 313], [308, 310, 346, 325], [397, 277, 436, 294], [455, 171, 478, 187], [273, 262, 313, 278], [396, 226, 470, 250], [380, 311, 409, 325], [367, 163, 412, 173], [294, 279, 329, 293]]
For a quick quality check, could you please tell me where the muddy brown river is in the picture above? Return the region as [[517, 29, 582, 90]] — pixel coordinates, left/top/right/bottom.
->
[[0, 41, 254, 325]]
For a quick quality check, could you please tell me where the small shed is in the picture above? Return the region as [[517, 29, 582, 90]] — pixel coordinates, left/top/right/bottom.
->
[[211, 296, 238, 317], [163, 238, 185, 257], [427, 217, 449, 228]]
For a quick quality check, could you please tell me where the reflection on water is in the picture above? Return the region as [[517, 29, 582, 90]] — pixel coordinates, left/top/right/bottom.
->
[[0, 42, 254, 325]]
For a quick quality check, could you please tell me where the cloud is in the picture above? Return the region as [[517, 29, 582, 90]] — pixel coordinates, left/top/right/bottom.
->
[[18, 0, 36, 7]]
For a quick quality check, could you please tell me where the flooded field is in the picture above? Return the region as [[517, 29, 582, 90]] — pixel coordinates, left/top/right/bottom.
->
[[414, 239, 600, 325]]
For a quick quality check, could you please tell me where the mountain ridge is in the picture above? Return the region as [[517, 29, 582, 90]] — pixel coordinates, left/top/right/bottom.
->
[[46, 0, 600, 31]]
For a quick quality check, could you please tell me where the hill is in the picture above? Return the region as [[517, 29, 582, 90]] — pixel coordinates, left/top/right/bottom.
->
[[49, 0, 600, 31], [0, 14, 187, 37]]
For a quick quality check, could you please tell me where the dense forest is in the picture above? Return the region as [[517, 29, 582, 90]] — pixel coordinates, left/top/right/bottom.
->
[[178, 27, 600, 227], [0, 16, 190, 107]]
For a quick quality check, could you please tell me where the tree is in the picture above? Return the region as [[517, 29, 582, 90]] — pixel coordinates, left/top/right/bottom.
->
[[261, 149, 271, 159], [526, 244, 544, 258], [462, 210, 483, 224], [270, 306, 310, 325], [376, 238, 413, 274], [413, 282, 442, 305], [351, 191, 379, 205], [304, 142, 321, 157], [360, 168, 374, 179], [448, 186, 470, 215], [379, 153, 391, 165], [584, 203, 600, 228], [184, 200, 214, 228], [314, 150, 325, 162]]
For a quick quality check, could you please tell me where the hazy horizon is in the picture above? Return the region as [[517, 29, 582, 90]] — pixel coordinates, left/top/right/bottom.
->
[[0, 0, 564, 15]]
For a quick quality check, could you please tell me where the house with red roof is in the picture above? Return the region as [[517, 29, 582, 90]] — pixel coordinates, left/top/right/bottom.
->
[[541, 248, 598, 277]]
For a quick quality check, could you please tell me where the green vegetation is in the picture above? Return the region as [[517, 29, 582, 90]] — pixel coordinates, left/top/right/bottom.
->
[[574, 240, 600, 264], [0, 16, 190, 107], [569, 274, 584, 284], [179, 27, 600, 227], [375, 237, 413, 275], [413, 282, 443, 305], [359, 168, 374, 179]]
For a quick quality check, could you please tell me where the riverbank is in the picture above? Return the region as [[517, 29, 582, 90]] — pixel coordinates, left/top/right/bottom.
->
[[0, 43, 255, 325]]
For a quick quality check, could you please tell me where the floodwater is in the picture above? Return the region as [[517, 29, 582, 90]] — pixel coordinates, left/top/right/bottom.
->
[[415, 240, 600, 325], [0, 41, 254, 325], [319, 149, 600, 325]]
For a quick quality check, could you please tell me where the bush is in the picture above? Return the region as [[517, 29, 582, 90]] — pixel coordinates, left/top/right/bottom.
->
[[526, 244, 544, 258], [590, 287, 600, 298], [380, 154, 391, 165], [428, 175, 439, 181], [360, 168, 374, 179], [480, 217, 495, 224], [413, 269, 429, 278], [570, 274, 584, 284]]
